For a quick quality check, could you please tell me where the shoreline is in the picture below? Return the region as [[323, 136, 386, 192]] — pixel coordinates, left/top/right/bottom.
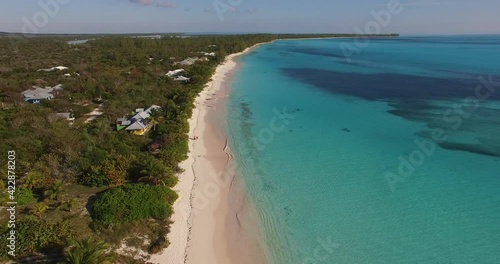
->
[[149, 43, 265, 264], [150, 36, 361, 264]]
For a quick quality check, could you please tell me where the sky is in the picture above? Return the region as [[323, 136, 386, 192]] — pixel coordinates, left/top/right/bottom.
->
[[0, 0, 499, 35]]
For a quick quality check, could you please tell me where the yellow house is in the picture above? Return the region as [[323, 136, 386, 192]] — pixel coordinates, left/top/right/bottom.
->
[[125, 121, 152, 135], [118, 105, 161, 136]]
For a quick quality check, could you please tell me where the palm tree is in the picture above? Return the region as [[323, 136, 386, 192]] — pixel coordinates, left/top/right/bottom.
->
[[22, 171, 40, 189], [57, 198, 80, 212], [148, 109, 164, 131], [30, 202, 48, 217], [66, 238, 113, 264], [44, 180, 64, 201], [136, 158, 174, 186]]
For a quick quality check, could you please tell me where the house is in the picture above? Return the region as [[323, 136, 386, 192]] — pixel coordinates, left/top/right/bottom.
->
[[166, 69, 185, 77], [125, 120, 150, 135], [166, 69, 190, 83], [115, 118, 131, 131], [116, 105, 161, 135], [38, 66, 69, 72], [52, 66, 68, 71], [173, 76, 190, 83], [21, 85, 63, 104], [55, 112, 75, 121], [52, 84, 64, 91], [173, 57, 199, 66]]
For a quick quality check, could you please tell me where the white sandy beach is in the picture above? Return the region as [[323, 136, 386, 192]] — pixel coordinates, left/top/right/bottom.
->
[[149, 44, 266, 264]]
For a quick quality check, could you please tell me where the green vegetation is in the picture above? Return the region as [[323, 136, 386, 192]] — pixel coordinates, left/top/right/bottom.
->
[[0, 33, 398, 262], [14, 187, 34, 205], [0, 217, 73, 259], [92, 184, 178, 227], [65, 238, 113, 264]]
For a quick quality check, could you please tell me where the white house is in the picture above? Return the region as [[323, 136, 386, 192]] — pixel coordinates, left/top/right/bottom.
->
[[38, 66, 69, 72], [173, 76, 190, 83], [173, 57, 199, 66], [55, 112, 75, 121], [21, 84, 63, 104], [166, 69, 185, 77]]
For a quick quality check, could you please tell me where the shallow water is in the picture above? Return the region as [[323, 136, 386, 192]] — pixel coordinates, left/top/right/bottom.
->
[[226, 36, 500, 264]]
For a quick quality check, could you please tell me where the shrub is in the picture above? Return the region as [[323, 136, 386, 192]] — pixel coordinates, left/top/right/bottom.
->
[[16, 188, 35, 206], [92, 184, 178, 227], [79, 166, 109, 187], [0, 217, 74, 258]]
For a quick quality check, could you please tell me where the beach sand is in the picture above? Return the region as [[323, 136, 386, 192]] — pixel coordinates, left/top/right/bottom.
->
[[149, 44, 266, 264]]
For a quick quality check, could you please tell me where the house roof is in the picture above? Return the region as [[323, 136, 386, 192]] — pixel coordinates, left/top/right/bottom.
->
[[173, 76, 190, 82], [166, 69, 185, 77], [53, 66, 68, 71], [116, 117, 131, 126], [174, 57, 199, 66], [55, 113, 74, 120], [125, 120, 147, 130], [119, 104, 162, 132], [52, 84, 64, 90], [38, 66, 69, 72], [22, 87, 54, 100], [22, 84, 63, 100], [28, 92, 53, 100], [136, 111, 150, 119], [130, 105, 161, 121]]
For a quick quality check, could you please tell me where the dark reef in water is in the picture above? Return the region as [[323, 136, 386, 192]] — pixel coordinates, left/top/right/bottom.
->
[[282, 68, 500, 101], [282, 67, 500, 157], [440, 142, 500, 157]]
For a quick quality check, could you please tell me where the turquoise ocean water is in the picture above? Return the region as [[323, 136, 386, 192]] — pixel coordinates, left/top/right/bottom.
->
[[226, 36, 500, 264]]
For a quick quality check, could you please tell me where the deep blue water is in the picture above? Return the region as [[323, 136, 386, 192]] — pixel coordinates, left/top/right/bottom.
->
[[226, 36, 500, 264]]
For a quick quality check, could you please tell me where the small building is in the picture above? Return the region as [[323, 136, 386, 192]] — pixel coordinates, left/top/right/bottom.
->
[[116, 105, 162, 135], [125, 120, 151, 135], [173, 57, 199, 66], [55, 112, 75, 121], [173, 76, 190, 83], [166, 69, 185, 77], [38, 66, 69, 72], [53, 84, 64, 90], [22, 85, 59, 104]]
